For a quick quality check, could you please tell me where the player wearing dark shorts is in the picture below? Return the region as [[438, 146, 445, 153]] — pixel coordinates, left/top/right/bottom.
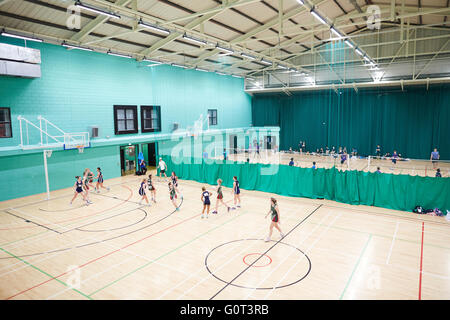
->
[[201, 187, 212, 219], [70, 176, 88, 205], [139, 178, 150, 206], [392, 150, 399, 165], [264, 198, 284, 242], [147, 174, 156, 202], [233, 176, 241, 208], [430, 148, 440, 169]]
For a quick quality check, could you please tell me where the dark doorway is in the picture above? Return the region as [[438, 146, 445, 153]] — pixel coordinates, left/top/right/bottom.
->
[[147, 143, 156, 166], [229, 135, 238, 154]]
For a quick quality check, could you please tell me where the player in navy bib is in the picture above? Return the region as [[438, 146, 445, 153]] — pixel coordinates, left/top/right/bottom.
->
[[70, 176, 89, 206], [138, 178, 150, 206], [233, 176, 241, 209], [201, 187, 212, 219], [94, 167, 110, 193]]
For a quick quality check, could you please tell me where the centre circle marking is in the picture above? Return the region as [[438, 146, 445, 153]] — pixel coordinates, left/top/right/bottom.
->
[[205, 238, 311, 290], [243, 253, 272, 268]]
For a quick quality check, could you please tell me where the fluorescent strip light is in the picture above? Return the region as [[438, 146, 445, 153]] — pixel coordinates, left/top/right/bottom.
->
[[75, 1, 120, 19], [143, 58, 161, 64], [138, 20, 170, 35], [196, 68, 209, 72], [344, 40, 354, 48], [330, 27, 342, 38], [260, 59, 272, 66], [310, 10, 328, 25], [355, 48, 364, 56], [1, 31, 43, 43], [296, 0, 305, 4], [241, 53, 256, 60], [363, 56, 370, 62], [232, 75, 243, 78], [172, 63, 188, 69], [108, 51, 131, 59], [182, 35, 206, 46], [216, 46, 234, 54], [216, 71, 226, 75], [62, 42, 92, 52], [278, 64, 288, 69]]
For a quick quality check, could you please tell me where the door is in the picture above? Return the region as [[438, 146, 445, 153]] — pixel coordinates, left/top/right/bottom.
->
[[147, 143, 156, 166], [120, 145, 137, 175], [229, 135, 238, 154]]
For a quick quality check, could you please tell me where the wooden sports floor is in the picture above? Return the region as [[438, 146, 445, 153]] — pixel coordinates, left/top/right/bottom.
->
[[0, 170, 449, 300]]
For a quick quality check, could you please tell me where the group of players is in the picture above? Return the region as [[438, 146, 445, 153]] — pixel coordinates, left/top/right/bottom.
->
[[70, 157, 285, 242], [70, 167, 110, 205]]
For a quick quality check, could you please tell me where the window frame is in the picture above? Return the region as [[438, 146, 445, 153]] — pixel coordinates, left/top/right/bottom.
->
[[114, 105, 138, 135], [0, 107, 12, 138], [140, 105, 161, 133], [208, 109, 218, 126]]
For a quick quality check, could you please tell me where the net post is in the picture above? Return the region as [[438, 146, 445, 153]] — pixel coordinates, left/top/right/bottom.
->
[[368, 156, 371, 171], [43, 150, 50, 200]]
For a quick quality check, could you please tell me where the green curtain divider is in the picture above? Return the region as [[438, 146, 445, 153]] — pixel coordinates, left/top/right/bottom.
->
[[252, 85, 450, 160], [161, 156, 450, 213]]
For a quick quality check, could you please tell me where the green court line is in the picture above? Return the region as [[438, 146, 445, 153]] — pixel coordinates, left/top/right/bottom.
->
[[88, 211, 248, 298], [0, 246, 92, 300], [339, 234, 372, 300]]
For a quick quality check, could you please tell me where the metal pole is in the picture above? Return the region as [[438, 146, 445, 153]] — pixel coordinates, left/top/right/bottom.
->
[[43, 150, 50, 200]]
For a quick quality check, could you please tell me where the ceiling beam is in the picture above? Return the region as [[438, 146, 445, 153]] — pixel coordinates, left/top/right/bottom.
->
[[0, 0, 14, 7], [71, 0, 133, 42]]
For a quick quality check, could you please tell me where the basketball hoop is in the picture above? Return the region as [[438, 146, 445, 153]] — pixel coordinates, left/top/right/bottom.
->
[[76, 145, 85, 153]]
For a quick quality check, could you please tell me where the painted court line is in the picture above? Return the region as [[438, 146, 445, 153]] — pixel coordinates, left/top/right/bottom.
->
[[339, 234, 372, 300], [386, 221, 400, 265], [419, 221, 424, 300], [0, 246, 92, 300], [241, 210, 333, 300], [209, 204, 323, 300], [173, 206, 321, 300], [4, 210, 197, 300], [261, 213, 343, 300], [87, 210, 245, 298]]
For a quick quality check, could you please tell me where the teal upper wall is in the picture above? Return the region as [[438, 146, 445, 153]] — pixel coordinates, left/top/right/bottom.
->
[[0, 37, 252, 149], [252, 85, 450, 160]]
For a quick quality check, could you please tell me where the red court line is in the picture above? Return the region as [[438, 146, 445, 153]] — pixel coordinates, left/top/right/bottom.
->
[[0, 185, 133, 231], [5, 211, 199, 300], [418, 222, 424, 300]]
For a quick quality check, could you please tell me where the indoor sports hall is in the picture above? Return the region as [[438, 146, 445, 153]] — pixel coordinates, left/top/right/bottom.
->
[[0, 0, 449, 302]]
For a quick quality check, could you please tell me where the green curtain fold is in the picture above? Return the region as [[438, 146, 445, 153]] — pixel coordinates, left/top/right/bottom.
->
[[252, 85, 450, 160]]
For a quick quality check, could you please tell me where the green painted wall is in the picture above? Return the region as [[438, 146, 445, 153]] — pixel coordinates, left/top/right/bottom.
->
[[0, 146, 119, 200], [0, 37, 253, 201]]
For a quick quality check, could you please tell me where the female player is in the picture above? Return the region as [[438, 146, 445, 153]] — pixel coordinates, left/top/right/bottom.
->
[[147, 174, 156, 202], [171, 171, 182, 198], [201, 187, 212, 219], [168, 182, 179, 211], [212, 179, 231, 214], [94, 167, 110, 193], [430, 148, 440, 169], [232, 176, 241, 208], [138, 178, 150, 206], [340, 152, 347, 168], [391, 150, 399, 166], [264, 197, 285, 242], [70, 176, 89, 205], [82, 169, 94, 204]]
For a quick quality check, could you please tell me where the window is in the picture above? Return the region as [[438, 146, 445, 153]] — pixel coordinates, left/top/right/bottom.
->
[[114, 105, 138, 135], [208, 109, 217, 126], [0, 108, 12, 138], [141, 106, 161, 133]]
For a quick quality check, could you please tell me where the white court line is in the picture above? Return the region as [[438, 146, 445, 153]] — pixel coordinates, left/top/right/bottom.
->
[[386, 221, 400, 265], [0, 177, 170, 251], [156, 209, 273, 299], [176, 207, 331, 300], [260, 213, 342, 300]]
